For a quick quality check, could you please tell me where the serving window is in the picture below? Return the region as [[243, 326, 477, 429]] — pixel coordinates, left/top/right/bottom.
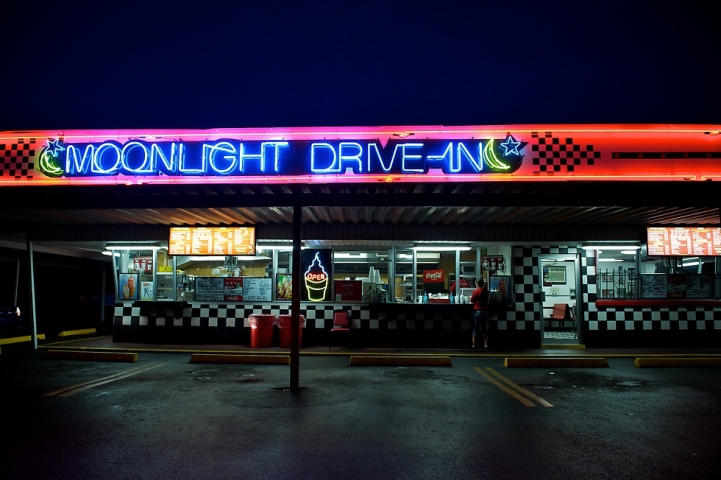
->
[[596, 248, 719, 300]]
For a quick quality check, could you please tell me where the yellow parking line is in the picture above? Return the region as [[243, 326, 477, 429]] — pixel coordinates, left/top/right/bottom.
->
[[485, 367, 554, 408], [44, 362, 166, 398], [474, 367, 535, 407]]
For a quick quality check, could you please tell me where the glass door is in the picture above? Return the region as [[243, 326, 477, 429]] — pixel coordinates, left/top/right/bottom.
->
[[538, 253, 581, 345]]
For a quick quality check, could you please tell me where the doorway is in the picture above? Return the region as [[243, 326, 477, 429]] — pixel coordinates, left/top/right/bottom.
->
[[538, 254, 582, 345]]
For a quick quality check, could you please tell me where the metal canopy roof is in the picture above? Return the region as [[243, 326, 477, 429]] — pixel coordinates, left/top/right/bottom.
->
[[0, 181, 718, 229]]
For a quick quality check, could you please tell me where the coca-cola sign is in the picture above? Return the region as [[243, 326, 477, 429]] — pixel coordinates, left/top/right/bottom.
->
[[423, 270, 445, 283]]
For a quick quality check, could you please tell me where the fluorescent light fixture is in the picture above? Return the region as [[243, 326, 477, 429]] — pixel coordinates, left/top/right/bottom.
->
[[582, 245, 640, 251], [102, 250, 120, 257], [413, 246, 471, 251], [417, 252, 440, 260], [257, 245, 294, 251], [334, 253, 368, 259], [620, 250, 638, 255], [598, 259, 624, 262], [106, 245, 162, 250]]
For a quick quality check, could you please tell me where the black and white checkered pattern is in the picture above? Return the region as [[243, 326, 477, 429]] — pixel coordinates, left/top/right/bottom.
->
[[0, 138, 36, 179], [506, 246, 590, 332], [530, 132, 600, 174], [114, 245, 721, 347]]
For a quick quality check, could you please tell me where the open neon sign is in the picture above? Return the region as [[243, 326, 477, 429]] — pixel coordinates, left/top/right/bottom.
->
[[37, 136, 525, 178]]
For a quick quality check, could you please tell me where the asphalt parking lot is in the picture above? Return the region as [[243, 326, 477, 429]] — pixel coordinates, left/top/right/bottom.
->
[[2, 348, 721, 480]]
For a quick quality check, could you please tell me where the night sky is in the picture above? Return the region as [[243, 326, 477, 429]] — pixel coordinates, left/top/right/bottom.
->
[[1, 0, 719, 131]]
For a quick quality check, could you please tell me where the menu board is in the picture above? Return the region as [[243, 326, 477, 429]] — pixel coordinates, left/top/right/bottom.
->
[[243, 277, 272, 302], [640, 274, 667, 299], [686, 275, 714, 299], [194, 277, 224, 301], [647, 227, 721, 256], [193, 276, 271, 302], [169, 227, 256, 256]]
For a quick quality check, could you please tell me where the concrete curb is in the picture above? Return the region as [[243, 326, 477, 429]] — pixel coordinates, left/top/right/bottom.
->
[[349, 355, 453, 367], [44, 349, 139, 362], [504, 357, 609, 368], [190, 354, 290, 365], [634, 357, 721, 367], [0, 334, 46, 345], [58, 328, 97, 338]]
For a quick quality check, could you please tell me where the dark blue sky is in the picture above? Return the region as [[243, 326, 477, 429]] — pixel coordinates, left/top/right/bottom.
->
[[1, 0, 719, 130]]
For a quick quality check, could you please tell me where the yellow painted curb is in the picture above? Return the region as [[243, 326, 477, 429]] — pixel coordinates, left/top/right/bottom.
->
[[504, 357, 609, 368], [58, 328, 97, 338], [190, 354, 290, 365], [44, 350, 138, 362], [349, 355, 453, 367], [634, 357, 721, 367], [0, 334, 46, 345]]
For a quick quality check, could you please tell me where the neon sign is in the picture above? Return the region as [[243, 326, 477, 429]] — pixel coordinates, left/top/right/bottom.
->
[[304, 252, 329, 302], [36, 136, 525, 178]]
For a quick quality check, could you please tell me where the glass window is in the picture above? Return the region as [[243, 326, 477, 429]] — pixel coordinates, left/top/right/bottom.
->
[[112, 247, 159, 301], [597, 247, 718, 300], [639, 255, 716, 299], [333, 250, 389, 302], [596, 249, 638, 299]]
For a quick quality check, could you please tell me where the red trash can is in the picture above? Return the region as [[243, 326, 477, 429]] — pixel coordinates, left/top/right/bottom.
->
[[277, 314, 305, 348], [248, 314, 276, 347]]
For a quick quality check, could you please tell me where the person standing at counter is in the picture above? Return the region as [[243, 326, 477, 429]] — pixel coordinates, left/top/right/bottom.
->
[[470, 278, 490, 351]]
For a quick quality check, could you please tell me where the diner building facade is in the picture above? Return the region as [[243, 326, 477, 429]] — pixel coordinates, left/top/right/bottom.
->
[[1, 124, 720, 349]]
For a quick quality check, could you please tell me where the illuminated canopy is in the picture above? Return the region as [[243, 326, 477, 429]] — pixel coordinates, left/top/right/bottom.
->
[[1, 124, 720, 186]]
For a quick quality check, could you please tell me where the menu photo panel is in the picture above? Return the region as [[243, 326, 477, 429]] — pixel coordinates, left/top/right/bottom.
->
[[169, 226, 256, 256]]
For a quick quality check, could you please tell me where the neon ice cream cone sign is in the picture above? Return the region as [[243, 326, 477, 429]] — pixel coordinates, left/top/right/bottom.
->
[[304, 252, 329, 302]]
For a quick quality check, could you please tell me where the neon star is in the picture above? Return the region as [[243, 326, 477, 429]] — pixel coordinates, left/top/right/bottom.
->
[[45, 139, 66, 156], [499, 135, 521, 156]]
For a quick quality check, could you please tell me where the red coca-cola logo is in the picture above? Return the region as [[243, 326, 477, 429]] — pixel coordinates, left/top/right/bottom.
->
[[423, 270, 445, 282]]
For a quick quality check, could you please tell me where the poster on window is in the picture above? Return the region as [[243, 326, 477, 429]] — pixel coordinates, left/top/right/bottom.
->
[[685, 274, 714, 299], [243, 277, 272, 302], [194, 277, 224, 301], [543, 266, 566, 285], [277, 274, 293, 300], [118, 273, 139, 300], [224, 278, 244, 301], [666, 274, 686, 299], [140, 281, 154, 300], [640, 274, 667, 299]]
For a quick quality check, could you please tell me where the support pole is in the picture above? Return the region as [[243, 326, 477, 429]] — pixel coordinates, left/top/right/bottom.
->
[[101, 268, 106, 324], [14, 259, 20, 305], [290, 205, 302, 392], [26, 237, 38, 350]]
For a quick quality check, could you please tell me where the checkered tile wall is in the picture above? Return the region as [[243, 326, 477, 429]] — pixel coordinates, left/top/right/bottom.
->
[[114, 244, 721, 346]]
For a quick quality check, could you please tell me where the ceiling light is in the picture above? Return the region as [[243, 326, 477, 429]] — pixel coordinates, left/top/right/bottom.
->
[[106, 245, 162, 250], [620, 250, 638, 255], [257, 245, 294, 251], [413, 246, 471, 251], [582, 245, 640, 251]]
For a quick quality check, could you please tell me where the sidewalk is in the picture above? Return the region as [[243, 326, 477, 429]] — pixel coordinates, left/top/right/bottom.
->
[[28, 334, 721, 359]]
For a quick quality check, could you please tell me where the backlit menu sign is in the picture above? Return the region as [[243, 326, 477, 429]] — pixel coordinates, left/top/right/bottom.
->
[[169, 227, 256, 255], [646, 227, 721, 256]]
